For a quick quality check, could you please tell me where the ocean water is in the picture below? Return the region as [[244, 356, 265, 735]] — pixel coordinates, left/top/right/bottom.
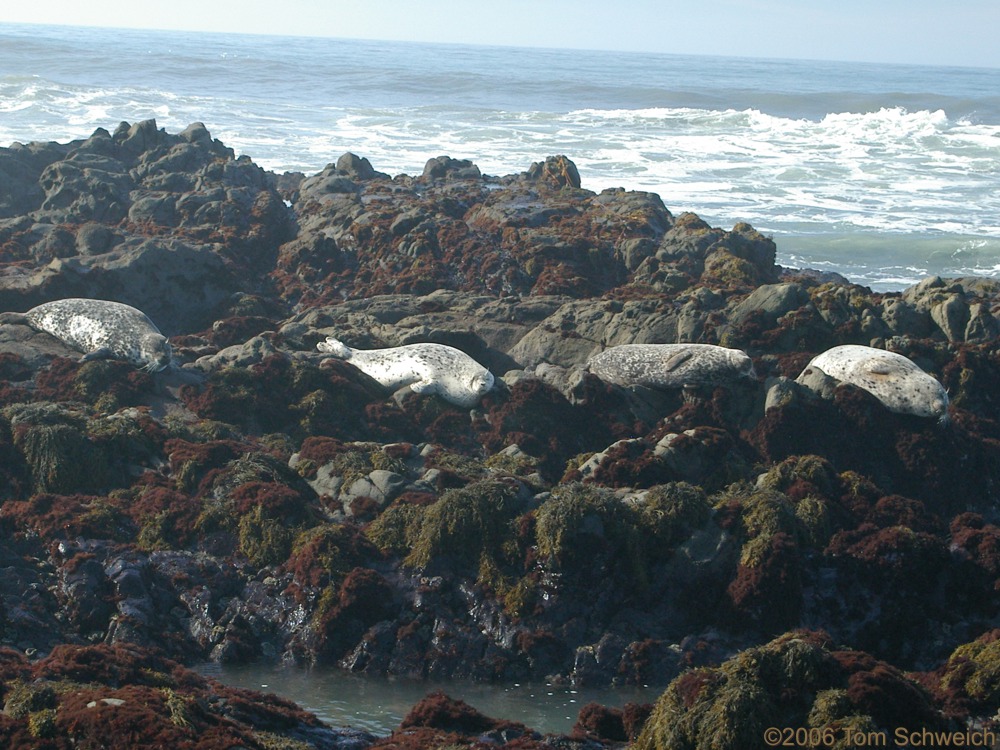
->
[[2, 22, 999, 291], [197, 662, 651, 736]]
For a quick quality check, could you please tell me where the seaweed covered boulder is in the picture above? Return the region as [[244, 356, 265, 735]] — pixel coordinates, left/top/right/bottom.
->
[[180, 353, 391, 441], [0, 642, 374, 749], [369, 689, 609, 750], [2, 400, 166, 496], [634, 631, 950, 750], [927, 629, 1000, 720], [274, 151, 687, 306]]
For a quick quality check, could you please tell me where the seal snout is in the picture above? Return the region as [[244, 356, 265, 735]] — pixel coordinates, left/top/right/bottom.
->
[[933, 396, 950, 425], [142, 333, 174, 372], [472, 370, 495, 395]]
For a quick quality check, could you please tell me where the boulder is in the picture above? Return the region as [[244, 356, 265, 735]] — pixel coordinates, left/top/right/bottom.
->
[[336, 151, 386, 180], [729, 282, 809, 328], [525, 154, 582, 189], [422, 155, 481, 181]]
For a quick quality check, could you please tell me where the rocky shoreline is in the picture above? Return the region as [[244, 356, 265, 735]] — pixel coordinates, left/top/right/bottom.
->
[[1, 120, 999, 747]]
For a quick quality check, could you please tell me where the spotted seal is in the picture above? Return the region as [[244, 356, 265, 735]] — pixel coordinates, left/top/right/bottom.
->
[[798, 344, 949, 422], [2, 298, 173, 372], [586, 343, 756, 389], [317, 337, 495, 407]]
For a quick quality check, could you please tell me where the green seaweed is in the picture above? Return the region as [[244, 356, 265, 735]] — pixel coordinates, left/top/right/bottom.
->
[[28, 707, 58, 738], [633, 630, 949, 750], [715, 484, 801, 566], [3, 679, 57, 719], [940, 633, 1000, 708], [288, 523, 373, 588], [639, 481, 712, 556], [484, 449, 539, 477], [364, 503, 425, 557], [404, 480, 521, 574], [238, 504, 293, 567], [137, 511, 174, 551], [756, 454, 839, 498], [537, 483, 630, 563], [535, 482, 647, 588], [161, 687, 194, 728], [634, 634, 837, 750], [794, 495, 834, 549], [15, 422, 109, 494]]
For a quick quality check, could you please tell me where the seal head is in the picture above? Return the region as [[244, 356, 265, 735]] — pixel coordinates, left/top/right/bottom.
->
[[138, 331, 174, 372], [318, 337, 494, 407], [21, 298, 173, 372], [587, 343, 756, 389], [799, 344, 949, 423]]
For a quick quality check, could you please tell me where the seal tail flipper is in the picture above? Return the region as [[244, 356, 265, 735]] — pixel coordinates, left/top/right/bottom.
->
[[316, 336, 352, 359], [81, 347, 115, 363], [0, 311, 29, 325]]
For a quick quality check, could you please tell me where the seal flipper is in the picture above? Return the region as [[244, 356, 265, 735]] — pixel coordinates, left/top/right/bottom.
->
[[409, 379, 439, 395], [863, 358, 894, 377], [81, 346, 116, 362], [663, 349, 694, 372]]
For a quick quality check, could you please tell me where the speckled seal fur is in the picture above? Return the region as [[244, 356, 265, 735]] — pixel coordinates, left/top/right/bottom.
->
[[799, 344, 949, 422], [11, 298, 173, 372], [587, 343, 756, 389], [317, 337, 495, 407]]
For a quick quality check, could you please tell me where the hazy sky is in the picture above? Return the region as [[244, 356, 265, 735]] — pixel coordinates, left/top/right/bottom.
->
[[5, 0, 999, 68]]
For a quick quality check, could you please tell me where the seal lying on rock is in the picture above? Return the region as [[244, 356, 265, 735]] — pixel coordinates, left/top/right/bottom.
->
[[798, 344, 949, 422], [1, 298, 173, 372], [587, 343, 756, 389], [317, 337, 495, 407]]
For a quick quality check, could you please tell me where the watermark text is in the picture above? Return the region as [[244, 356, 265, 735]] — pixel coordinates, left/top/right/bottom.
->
[[763, 726, 997, 748]]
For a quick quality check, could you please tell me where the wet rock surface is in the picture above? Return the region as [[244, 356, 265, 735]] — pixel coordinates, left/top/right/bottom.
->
[[2, 122, 1000, 745]]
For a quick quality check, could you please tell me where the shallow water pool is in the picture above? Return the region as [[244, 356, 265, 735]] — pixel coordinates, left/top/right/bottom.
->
[[197, 662, 654, 736]]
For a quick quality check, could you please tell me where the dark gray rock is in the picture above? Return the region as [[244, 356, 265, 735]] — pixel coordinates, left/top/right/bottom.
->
[[729, 282, 809, 328], [525, 155, 582, 189], [336, 152, 385, 180], [390, 209, 425, 237], [75, 222, 116, 255], [422, 155, 481, 181], [965, 303, 1000, 342]]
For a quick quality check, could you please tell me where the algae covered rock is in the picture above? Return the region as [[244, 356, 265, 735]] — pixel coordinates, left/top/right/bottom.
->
[[0, 642, 373, 749], [5, 402, 109, 494], [535, 482, 642, 573], [634, 631, 947, 750], [404, 479, 524, 575]]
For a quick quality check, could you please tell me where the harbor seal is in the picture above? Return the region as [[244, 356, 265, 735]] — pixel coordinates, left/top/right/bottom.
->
[[586, 343, 756, 389], [798, 344, 949, 422], [2, 298, 173, 372], [317, 337, 495, 407]]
